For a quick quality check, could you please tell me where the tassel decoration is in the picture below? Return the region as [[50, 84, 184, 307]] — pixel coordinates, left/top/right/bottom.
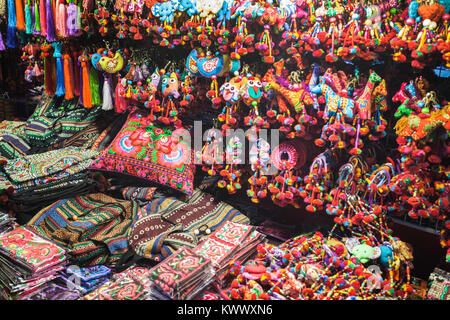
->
[[25, 0, 32, 33], [39, 0, 47, 36], [7, 0, 18, 48], [52, 42, 65, 96], [57, 0, 67, 37], [66, 2, 78, 36], [102, 75, 114, 110], [15, 0, 26, 31], [46, 0, 56, 41], [79, 54, 92, 108], [41, 44, 55, 94], [34, 0, 40, 32], [63, 53, 74, 99], [0, 0, 6, 16], [70, 48, 80, 96], [89, 66, 101, 106]]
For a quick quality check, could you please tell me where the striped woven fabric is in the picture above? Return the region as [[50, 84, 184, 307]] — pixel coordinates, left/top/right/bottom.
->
[[27, 193, 138, 266], [0, 121, 29, 159], [0, 133, 31, 159], [129, 189, 250, 262], [25, 98, 101, 148]]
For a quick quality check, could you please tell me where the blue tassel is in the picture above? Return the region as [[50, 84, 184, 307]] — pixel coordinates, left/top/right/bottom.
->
[[7, 0, 17, 48], [25, 2, 32, 34], [55, 57, 65, 96], [53, 42, 65, 97]]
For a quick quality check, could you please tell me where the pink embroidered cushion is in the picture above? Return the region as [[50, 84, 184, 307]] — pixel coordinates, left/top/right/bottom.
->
[[89, 109, 195, 195]]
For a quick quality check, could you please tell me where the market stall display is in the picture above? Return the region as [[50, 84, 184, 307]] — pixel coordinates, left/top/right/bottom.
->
[[0, 0, 447, 301]]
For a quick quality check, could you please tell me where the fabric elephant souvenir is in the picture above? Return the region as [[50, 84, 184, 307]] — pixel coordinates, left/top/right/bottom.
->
[[345, 238, 381, 264], [151, 0, 179, 23]]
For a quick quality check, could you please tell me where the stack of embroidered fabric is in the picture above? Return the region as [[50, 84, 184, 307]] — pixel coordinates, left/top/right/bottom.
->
[[83, 266, 152, 300], [58, 265, 112, 295], [194, 221, 266, 286], [149, 247, 215, 300], [0, 227, 67, 300], [0, 147, 99, 218]]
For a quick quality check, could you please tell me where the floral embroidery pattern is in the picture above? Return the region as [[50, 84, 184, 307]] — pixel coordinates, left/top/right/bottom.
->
[[89, 110, 195, 195]]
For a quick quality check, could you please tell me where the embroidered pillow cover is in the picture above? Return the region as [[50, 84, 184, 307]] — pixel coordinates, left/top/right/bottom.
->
[[89, 110, 195, 195]]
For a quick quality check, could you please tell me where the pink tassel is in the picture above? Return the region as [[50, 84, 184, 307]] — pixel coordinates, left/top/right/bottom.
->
[[57, 1, 67, 37], [39, 0, 47, 36]]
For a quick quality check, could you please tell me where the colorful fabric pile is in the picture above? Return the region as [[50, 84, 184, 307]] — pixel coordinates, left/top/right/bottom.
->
[[149, 246, 214, 300], [194, 221, 265, 285], [0, 226, 67, 300], [83, 266, 152, 300]]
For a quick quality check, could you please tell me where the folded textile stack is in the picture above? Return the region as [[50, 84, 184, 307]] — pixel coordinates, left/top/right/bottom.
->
[[149, 247, 214, 300], [0, 210, 16, 235], [0, 147, 99, 218], [194, 221, 266, 285], [0, 227, 67, 300], [83, 266, 152, 300], [58, 265, 112, 295], [21, 282, 81, 300]]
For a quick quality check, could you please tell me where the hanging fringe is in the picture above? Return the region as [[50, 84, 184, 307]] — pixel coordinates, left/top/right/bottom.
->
[[102, 75, 114, 110], [39, 0, 46, 36], [80, 56, 92, 108], [34, 0, 40, 32], [31, 0, 39, 35], [46, 0, 56, 41], [115, 76, 128, 113], [24, 0, 32, 34], [0, 0, 6, 17], [7, 0, 18, 48], [89, 67, 101, 106], [75, 2, 81, 35], [66, 2, 80, 36], [52, 42, 65, 96], [15, 0, 25, 31], [42, 44, 55, 95], [63, 53, 74, 99], [56, 1, 67, 37], [66, 2, 76, 36], [71, 50, 80, 96]]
